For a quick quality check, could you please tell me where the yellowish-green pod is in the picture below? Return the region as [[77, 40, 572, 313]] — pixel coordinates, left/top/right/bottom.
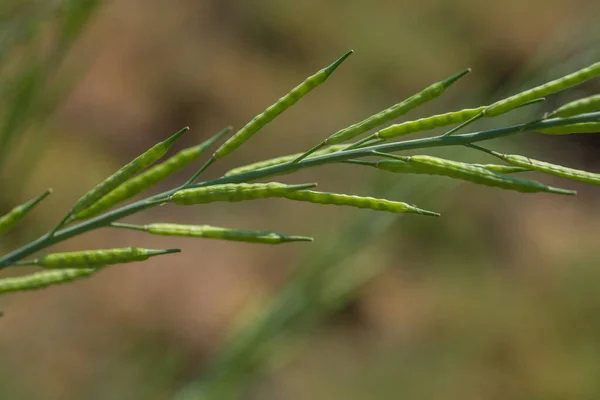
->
[[0, 269, 96, 294], [324, 68, 471, 145], [375, 106, 487, 140], [111, 222, 313, 245], [0, 189, 52, 236], [213, 51, 353, 160], [170, 182, 317, 205], [356, 159, 528, 175], [547, 94, 600, 118], [19, 247, 180, 268], [71, 127, 189, 214], [537, 122, 600, 135], [487, 151, 600, 185], [380, 155, 575, 195], [485, 61, 600, 117], [72, 127, 231, 221], [281, 190, 440, 216], [224, 145, 347, 177]]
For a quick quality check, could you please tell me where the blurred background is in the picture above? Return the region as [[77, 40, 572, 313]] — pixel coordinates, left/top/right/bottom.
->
[[1, 1, 600, 399]]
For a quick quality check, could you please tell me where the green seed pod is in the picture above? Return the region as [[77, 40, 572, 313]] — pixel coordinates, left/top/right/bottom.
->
[[0, 189, 52, 236], [111, 222, 313, 245], [71, 127, 189, 214], [324, 68, 471, 145], [473, 164, 530, 174], [485, 61, 600, 117], [72, 127, 231, 221], [362, 159, 529, 175], [169, 182, 317, 205], [537, 122, 600, 135], [547, 94, 600, 118], [395, 155, 575, 195], [224, 145, 347, 177], [0, 269, 97, 294], [281, 190, 440, 216], [375, 106, 487, 140], [213, 51, 353, 160], [20, 247, 180, 269], [488, 151, 600, 185]]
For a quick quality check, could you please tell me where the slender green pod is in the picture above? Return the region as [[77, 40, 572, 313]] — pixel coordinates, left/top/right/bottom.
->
[[111, 222, 313, 244], [324, 68, 471, 145], [224, 145, 347, 177], [354, 159, 528, 175], [484, 61, 600, 117], [537, 122, 600, 135], [547, 94, 600, 118], [71, 127, 189, 214], [0, 189, 52, 235], [281, 190, 440, 216], [18, 247, 180, 268], [379, 155, 575, 195], [374, 106, 487, 140], [483, 150, 600, 185], [71, 127, 231, 221], [213, 51, 353, 160], [0, 269, 97, 294], [169, 182, 317, 205]]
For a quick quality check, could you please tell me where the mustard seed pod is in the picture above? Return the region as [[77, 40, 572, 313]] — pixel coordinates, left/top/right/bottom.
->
[[19, 247, 180, 269], [111, 222, 313, 245], [71, 127, 189, 215], [213, 51, 353, 160], [537, 122, 600, 135], [359, 159, 529, 175], [0, 189, 52, 236], [0, 269, 97, 294], [485, 61, 600, 117], [547, 94, 600, 118], [72, 127, 231, 221], [281, 190, 440, 216], [169, 182, 317, 205]]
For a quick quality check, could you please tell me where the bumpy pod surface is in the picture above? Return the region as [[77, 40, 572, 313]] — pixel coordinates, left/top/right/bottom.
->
[[169, 182, 316, 205], [0, 269, 96, 294], [71, 127, 188, 214], [213, 51, 352, 160], [281, 190, 440, 216], [491, 152, 600, 185], [29, 247, 180, 268], [485, 61, 600, 117], [73, 128, 230, 221], [397, 155, 575, 195], [112, 223, 313, 244], [0, 190, 51, 235], [548, 94, 600, 118], [325, 69, 471, 145], [375, 106, 487, 140], [370, 159, 528, 175], [224, 145, 347, 177], [538, 122, 600, 135]]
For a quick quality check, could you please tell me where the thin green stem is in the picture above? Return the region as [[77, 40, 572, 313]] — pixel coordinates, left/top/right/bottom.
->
[[0, 112, 599, 268]]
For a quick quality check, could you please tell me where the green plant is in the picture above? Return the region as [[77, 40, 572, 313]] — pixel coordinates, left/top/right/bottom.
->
[[0, 52, 599, 292]]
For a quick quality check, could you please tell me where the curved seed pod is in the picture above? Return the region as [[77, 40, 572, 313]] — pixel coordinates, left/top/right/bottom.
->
[[537, 122, 600, 135], [487, 151, 600, 185], [281, 190, 440, 216], [364, 159, 529, 175], [396, 155, 575, 195], [324, 68, 471, 145], [375, 106, 487, 140], [0, 269, 96, 294], [224, 145, 347, 177], [169, 182, 316, 205], [485, 61, 600, 117], [473, 164, 530, 174], [20, 247, 180, 268], [72, 127, 231, 221], [547, 94, 600, 118], [0, 189, 52, 235], [70, 127, 189, 214], [213, 51, 353, 160], [111, 222, 313, 245]]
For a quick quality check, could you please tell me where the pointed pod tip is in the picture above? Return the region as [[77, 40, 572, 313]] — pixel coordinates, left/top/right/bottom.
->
[[551, 188, 577, 196], [291, 183, 318, 191], [163, 248, 182, 255], [324, 50, 354, 77], [284, 235, 314, 243], [414, 207, 441, 217], [442, 68, 471, 88]]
